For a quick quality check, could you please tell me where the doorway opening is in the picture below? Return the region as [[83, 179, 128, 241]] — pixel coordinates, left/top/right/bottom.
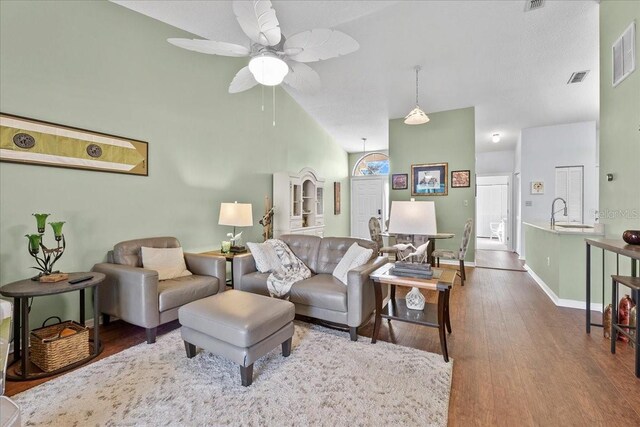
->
[[350, 152, 389, 239]]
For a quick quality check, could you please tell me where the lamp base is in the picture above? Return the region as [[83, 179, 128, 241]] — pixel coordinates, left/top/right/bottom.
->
[[230, 245, 247, 254]]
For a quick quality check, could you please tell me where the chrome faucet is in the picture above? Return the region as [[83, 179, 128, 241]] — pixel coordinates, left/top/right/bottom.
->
[[550, 197, 568, 228]]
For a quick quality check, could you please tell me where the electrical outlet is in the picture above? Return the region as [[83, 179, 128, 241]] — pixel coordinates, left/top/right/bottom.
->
[[547, 257, 550, 266], [464, 200, 468, 207]]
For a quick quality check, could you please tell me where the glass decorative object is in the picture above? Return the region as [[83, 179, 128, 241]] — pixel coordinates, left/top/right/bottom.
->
[[603, 304, 612, 340], [221, 241, 231, 253], [26, 213, 66, 280], [618, 294, 634, 343], [33, 213, 50, 233], [405, 287, 425, 310], [629, 305, 637, 347]]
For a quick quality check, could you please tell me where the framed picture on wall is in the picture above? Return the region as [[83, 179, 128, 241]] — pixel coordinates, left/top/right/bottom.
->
[[530, 181, 544, 194], [411, 163, 448, 196], [391, 173, 408, 190], [451, 170, 471, 188]]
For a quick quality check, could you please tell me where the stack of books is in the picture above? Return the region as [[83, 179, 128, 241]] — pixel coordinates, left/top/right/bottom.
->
[[390, 261, 433, 279]]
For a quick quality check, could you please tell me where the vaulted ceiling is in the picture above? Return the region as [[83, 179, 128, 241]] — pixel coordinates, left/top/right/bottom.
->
[[113, 0, 599, 153]]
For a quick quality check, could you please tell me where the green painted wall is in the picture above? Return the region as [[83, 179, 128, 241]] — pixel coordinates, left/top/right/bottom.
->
[[0, 1, 349, 327], [389, 107, 476, 261], [599, 1, 640, 237]]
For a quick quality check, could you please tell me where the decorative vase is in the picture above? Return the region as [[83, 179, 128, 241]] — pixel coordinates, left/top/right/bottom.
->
[[405, 287, 425, 310], [629, 305, 637, 347], [603, 304, 612, 339], [622, 230, 640, 245], [221, 241, 231, 253], [618, 295, 634, 342]]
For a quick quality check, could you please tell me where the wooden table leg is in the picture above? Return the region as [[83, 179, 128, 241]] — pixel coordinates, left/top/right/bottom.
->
[[20, 296, 29, 379], [437, 290, 449, 362], [586, 243, 591, 333], [79, 289, 85, 326], [92, 285, 100, 356], [12, 297, 21, 362], [444, 288, 452, 334], [372, 281, 382, 344]]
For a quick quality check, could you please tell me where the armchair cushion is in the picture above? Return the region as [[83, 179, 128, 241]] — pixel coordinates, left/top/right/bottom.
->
[[158, 275, 219, 312], [141, 247, 191, 280], [113, 237, 180, 267], [290, 274, 347, 312]]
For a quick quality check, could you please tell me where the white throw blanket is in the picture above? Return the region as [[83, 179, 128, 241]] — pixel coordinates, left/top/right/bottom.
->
[[267, 239, 311, 298]]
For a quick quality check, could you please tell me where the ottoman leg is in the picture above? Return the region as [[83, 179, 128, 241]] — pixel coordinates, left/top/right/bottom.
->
[[184, 341, 196, 358], [350, 327, 358, 341], [282, 337, 292, 357], [240, 364, 253, 387]]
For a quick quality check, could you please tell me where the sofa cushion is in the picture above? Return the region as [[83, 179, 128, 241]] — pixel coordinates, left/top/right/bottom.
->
[[158, 275, 219, 312], [141, 247, 192, 280], [316, 237, 378, 274], [238, 271, 270, 296], [332, 243, 374, 285], [280, 234, 321, 273], [113, 237, 180, 267], [290, 274, 347, 312], [247, 241, 281, 273]]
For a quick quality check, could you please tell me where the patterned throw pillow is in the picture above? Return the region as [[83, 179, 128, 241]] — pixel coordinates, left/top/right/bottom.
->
[[332, 242, 374, 285], [140, 247, 192, 281], [247, 241, 281, 273]]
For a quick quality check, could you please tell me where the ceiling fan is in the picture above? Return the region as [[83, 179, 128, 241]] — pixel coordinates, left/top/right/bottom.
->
[[168, 0, 360, 94]]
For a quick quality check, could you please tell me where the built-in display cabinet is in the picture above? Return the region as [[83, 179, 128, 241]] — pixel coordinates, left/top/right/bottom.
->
[[273, 167, 325, 237]]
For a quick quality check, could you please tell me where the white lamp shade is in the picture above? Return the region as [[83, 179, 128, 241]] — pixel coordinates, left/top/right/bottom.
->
[[404, 106, 430, 125], [387, 201, 437, 235], [218, 202, 253, 227], [248, 54, 289, 86]]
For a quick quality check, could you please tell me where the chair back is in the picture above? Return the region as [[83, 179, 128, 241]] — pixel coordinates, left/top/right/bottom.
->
[[368, 217, 383, 248], [113, 237, 181, 267], [459, 219, 474, 259], [1, 300, 12, 394]]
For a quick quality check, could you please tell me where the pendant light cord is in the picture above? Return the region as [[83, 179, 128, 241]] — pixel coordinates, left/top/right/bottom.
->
[[415, 66, 421, 106]]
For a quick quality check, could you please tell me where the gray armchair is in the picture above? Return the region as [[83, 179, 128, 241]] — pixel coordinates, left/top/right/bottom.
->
[[92, 237, 226, 343]]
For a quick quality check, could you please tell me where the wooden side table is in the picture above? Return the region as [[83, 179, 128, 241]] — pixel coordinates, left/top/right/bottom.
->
[[200, 250, 243, 288], [0, 272, 105, 381], [610, 275, 639, 378], [369, 263, 455, 362]]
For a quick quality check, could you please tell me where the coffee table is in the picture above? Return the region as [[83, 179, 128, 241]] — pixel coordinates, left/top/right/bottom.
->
[[369, 263, 455, 362]]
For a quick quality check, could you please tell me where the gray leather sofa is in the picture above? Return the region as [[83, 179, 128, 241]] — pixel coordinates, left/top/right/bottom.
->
[[233, 234, 388, 341], [92, 237, 226, 343]]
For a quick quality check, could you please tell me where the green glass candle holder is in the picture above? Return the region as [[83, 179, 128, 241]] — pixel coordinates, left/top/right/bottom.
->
[[49, 221, 65, 241], [33, 213, 50, 233], [221, 241, 231, 253], [25, 234, 42, 254]]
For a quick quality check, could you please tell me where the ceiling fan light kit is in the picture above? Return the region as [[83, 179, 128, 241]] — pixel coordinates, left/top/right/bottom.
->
[[166, 0, 359, 94], [492, 133, 501, 143], [404, 66, 430, 125]]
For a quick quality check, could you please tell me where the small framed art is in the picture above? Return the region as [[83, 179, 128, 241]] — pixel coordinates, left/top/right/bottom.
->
[[451, 170, 471, 188], [530, 181, 544, 194], [391, 173, 408, 190]]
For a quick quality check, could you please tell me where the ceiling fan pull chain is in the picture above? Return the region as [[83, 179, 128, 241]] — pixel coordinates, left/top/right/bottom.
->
[[273, 86, 276, 127], [261, 85, 265, 112]]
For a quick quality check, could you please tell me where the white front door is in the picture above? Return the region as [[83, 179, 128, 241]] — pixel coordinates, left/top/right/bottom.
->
[[351, 177, 385, 239]]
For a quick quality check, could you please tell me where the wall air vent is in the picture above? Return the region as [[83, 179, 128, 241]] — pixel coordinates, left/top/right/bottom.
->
[[524, 0, 545, 12], [567, 70, 589, 84]]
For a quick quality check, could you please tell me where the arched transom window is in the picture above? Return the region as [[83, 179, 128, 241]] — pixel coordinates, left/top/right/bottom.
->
[[353, 153, 390, 176]]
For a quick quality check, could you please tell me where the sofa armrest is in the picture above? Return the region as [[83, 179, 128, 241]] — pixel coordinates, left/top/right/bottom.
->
[[91, 263, 160, 328], [184, 253, 226, 293], [346, 256, 389, 327], [232, 253, 257, 291]]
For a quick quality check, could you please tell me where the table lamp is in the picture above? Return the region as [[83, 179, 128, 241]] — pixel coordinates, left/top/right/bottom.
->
[[218, 202, 253, 253], [387, 200, 437, 242]]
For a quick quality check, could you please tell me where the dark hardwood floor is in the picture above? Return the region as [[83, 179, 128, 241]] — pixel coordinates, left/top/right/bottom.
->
[[475, 249, 526, 271], [6, 267, 640, 426]]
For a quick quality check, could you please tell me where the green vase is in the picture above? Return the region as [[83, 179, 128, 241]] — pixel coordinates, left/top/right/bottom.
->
[[49, 221, 65, 241], [33, 213, 50, 233], [25, 234, 42, 254]]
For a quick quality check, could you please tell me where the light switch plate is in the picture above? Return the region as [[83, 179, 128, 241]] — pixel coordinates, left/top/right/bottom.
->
[[525, 201, 533, 207]]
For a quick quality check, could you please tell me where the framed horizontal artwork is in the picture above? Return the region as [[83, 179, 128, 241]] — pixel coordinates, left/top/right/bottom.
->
[[411, 162, 448, 196], [451, 170, 471, 188], [391, 173, 408, 190], [0, 113, 148, 176]]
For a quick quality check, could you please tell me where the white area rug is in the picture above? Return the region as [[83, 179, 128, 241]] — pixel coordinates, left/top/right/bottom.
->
[[14, 322, 453, 426]]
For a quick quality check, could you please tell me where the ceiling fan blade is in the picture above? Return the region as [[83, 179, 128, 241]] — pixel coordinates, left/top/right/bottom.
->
[[229, 66, 259, 93], [232, 0, 281, 47], [283, 62, 321, 94], [167, 38, 249, 57], [284, 29, 359, 63]]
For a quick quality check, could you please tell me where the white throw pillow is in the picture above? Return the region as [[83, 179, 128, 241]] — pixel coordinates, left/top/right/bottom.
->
[[141, 247, 192, 281], [247, 241, 281, 273], [332, 242, 374, 285]]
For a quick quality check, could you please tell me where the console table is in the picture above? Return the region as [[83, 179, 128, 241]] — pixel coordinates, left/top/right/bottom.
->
[[0, 272, 105, 381], [585, 238, 640, 333], [369, 263, 455, 362]]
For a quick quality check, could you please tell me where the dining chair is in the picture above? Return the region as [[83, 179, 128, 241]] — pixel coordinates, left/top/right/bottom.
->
[[433, 219, 473, 286], [368, 217, 399, 258]]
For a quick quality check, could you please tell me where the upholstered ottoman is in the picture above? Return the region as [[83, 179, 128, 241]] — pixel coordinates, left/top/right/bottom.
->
[[178, 289, 295, 386]]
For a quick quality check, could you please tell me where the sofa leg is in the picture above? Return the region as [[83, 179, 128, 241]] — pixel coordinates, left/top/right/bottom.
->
[[282, 337, 292, 357], [102, 313, 111, 326], [240, 364, 253, 387], [146, 327, 157, 344], [349, 327, 358, 341], [184, 341, 196, 358]]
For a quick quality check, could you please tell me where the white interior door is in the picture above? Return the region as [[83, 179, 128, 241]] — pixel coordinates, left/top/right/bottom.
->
[[350, 177, 384, 239]]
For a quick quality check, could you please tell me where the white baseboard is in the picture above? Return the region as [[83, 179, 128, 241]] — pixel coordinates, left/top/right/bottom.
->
[[524, 264, 602, 312]]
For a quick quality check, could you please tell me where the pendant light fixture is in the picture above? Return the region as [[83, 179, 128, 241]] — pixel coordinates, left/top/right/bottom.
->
[[404, 66, 430, 125]]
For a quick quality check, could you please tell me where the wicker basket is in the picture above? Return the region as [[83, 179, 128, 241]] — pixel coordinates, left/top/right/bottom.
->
[[30, 318, 90, 372]]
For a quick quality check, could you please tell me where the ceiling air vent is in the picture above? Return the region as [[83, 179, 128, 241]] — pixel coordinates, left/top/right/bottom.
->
[[567, 70, 589, 84], [524, 0, 545, 12]]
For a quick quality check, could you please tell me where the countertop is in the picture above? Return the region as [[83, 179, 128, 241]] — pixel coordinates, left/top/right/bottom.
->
[[523, 222, 605, 236]]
